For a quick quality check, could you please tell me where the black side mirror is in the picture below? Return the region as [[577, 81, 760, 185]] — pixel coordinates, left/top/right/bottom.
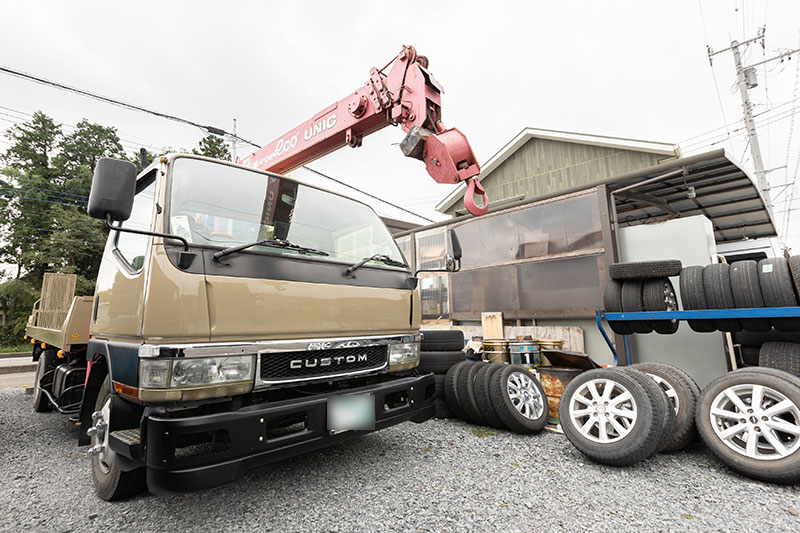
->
[[450, 229, 462, 260], [87, 158, 137, 222]]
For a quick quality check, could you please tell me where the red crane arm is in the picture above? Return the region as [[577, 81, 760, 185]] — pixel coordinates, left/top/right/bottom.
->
[[237, 46, 488, 216]]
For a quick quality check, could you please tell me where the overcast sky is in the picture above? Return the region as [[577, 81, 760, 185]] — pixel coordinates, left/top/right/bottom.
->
[[2, 1, 800, 244]]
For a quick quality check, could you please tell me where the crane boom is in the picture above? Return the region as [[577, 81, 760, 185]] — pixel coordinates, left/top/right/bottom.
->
[[237, 45, 488, 216]]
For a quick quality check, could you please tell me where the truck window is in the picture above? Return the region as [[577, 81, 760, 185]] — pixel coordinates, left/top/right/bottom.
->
[[115, 177, 156, 271]]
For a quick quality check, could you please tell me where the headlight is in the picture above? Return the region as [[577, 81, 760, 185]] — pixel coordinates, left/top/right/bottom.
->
[[139, 355, 255, 389], [388, 342, 420, 370]]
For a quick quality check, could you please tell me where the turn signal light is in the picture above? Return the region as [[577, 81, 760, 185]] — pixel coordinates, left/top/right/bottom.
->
[[57, 350, 64, 358], [30, 338, 35, 344], [113, 381, 140, 400], [23, 335, 28, 340], [41, 342, 46, 349]]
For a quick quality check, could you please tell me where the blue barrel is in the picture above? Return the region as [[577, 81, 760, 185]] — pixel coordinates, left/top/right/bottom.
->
[[509, 341, 540, 366]]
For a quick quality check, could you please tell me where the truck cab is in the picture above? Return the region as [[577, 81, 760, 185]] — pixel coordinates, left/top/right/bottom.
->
[[30, 154, 448, 500]]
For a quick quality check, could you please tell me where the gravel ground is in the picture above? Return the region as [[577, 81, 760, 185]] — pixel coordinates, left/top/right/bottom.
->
[[1, 388, 799, 533]]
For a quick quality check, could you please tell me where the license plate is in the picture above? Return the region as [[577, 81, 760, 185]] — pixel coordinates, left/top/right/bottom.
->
[[327, 394, 375, 432]]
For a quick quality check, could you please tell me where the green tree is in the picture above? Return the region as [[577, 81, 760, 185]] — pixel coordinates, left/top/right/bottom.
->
[[192, 134, 231, 161], [2, 111, 61, 180]]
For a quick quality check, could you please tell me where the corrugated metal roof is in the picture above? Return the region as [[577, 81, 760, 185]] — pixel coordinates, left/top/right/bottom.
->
[[435, 127, 681, 213]]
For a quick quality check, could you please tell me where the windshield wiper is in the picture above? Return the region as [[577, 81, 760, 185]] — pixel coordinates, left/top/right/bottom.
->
[[344, 254, 408, 277], [212, 239, 329, 262]]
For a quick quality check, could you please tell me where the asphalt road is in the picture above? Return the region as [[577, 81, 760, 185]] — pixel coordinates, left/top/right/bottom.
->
[[1, 388, 798, 532]]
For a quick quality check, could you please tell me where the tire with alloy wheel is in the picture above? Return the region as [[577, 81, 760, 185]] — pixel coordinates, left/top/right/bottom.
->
[[32, 349, 58, 413], [472, 363, 507, 430], [604, 280, 633, 335], [456, 362, 489, 425], [703, 263, 741, 332], [559, 368, 662, 466], [621, 281, 654, 334], [444, 361, 470, 421], [91, 376, 147, 501], [618, 368, 676, 454], [695, 368, 800, 484], [680, 266, 716, 333], [488, 365, 548, 433], [642, 278, 680, 334], [418, 351, 466, 374], [629, 362, 699, 452], [730, 260, 771, 332]]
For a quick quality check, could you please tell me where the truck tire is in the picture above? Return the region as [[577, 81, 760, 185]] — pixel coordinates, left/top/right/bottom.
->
[[680, 266, 716, 333], [642, 278, 679, 334], [603, 280, 633, 335], [420, 329, 465, 352], [621, 280, 653, 334], [444, 361, 470, 421], [629, 362, 699, 452], [703, 263, 741, 332], [730, 260, 771, 332], [418, 351, 465, 374], [91, 376, 146, 501], [32, 349, 58, 413], [759, 342, 800, 378], [609, 260, 682, 280], [618, 368, 676, 454], [758, 258, 800, 332], [488, 365, 548, 433], [559, 368, 663, 466], [472, 363, 507, 430], [456, 362, 489, 425], [695, 368, 800, 484]]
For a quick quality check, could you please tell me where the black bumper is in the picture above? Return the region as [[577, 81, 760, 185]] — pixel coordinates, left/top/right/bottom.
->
[[142, 373, 435, 493]]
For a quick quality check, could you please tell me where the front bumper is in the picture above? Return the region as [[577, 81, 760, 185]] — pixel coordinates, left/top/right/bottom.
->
[[137, 373, 435, 493]]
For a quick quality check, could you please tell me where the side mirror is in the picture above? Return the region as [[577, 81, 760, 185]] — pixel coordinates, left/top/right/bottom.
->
[[87, 157, 137, 222], [449, 229, 462, 260], [445, 255, 458, 272]]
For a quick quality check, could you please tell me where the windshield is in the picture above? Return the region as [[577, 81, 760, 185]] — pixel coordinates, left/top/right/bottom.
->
[[168, 157, 407, 268]]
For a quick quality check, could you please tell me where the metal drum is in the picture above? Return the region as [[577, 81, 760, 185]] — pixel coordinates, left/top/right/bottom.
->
[[482, 339, 510, 363], [535, 339, 564, 351], [509, 341, 540, 366], [537, 366, 584, 425]]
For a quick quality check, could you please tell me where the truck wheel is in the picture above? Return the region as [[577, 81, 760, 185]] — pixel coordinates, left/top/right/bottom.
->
[[703, 264, 742, 332], [642, 278, 680, 334], [32, 349, 58, 413], [603, 280, 633, 335], [488, 365, 548, 433], [629, 362, 699, 452], [444, 361, 470, 421], [758, 258, 800, 332], [457, 362, 489, 425], [91, 376, 146, 501], [680, 266, 716, 333], [472, 363, 507, 430], [730, 260, 771, 332], [759, 342, 800, 378], [559, 368, 662, 466], [695, 368, 800, 484], [621, 281, 653, 334]]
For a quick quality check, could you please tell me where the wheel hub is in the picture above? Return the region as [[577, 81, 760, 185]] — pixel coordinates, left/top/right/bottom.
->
[[569, 378, 638, 443]]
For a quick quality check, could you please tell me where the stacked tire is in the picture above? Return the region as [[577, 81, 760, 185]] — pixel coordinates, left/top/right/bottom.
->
[[445, 361, 549, 434], [418, 330, 466, 419], [605, 260, 682, 335], [559, 362, 700, 466]]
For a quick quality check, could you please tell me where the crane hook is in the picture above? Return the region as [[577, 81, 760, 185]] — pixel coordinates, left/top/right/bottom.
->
[[463, 177, 489, 216]]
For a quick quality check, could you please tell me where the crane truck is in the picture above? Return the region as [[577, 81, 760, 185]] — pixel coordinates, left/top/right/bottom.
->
[[24, 45, 482, 500]]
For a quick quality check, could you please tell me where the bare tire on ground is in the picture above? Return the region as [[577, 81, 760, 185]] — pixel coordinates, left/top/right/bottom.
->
[[472, 363, 508, 430], [32, 348, 58, 413], [621, 280, 653, 334], [695, 368, 800, 484], [609, 260, 682, 280], [703, 263, 741, 332], [91, 376, 147, 501], [434, 373, 445, 397], [680, 266, 715, 333], [629, 362, 699, 452], [759, 342, 800, 378], [603, 280, 633, 335], [420, 329, 465, 352], [740, 346, 760, 366], [758, 258, 800, 332], [444, 361, 470, 421], [418, 350, 466, 374], [456, 362, 489, 425], [618, 367, 676, 454], [488, 365, 548, 433], [434, 397, 452, 419], [642, 278, 680, 334], [559, 368, 663, 466], [730, 260, 771, 332]]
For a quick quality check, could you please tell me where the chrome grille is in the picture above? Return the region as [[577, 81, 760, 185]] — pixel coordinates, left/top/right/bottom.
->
[[259, 345, 388, 383]]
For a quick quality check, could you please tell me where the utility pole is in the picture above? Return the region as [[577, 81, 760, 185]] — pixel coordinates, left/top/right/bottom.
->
[[231, 118, 237, 162], [709, 29, 800, 211]]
